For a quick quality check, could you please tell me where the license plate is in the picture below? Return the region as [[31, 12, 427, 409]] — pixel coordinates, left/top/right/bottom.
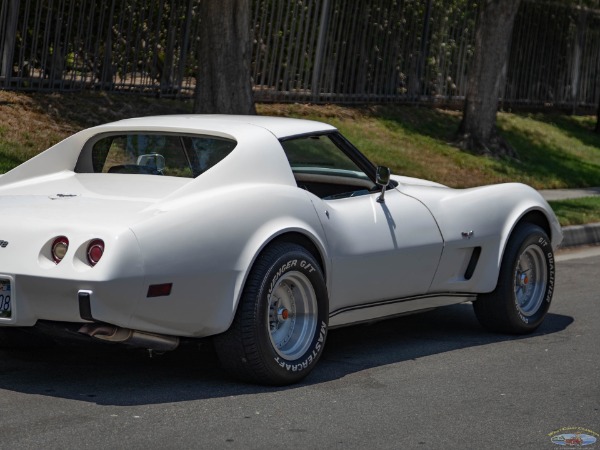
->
[[0, 279, 11, 318]]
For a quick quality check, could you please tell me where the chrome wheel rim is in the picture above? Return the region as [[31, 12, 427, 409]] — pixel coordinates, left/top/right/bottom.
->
[[514, 245, 548, 316], [267, 271, 318, 360]]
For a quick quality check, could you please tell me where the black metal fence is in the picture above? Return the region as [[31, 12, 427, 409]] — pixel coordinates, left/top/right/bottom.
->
[[0, 0, 201, 95], [1, 0, 599, 108]]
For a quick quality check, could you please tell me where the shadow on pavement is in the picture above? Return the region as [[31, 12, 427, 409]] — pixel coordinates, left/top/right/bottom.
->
[[0, 304, 573, 406]]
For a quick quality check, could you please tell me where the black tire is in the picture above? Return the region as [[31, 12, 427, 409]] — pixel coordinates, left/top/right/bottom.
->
[[214, 242, 328, 385], [474, 223, 555, 334]]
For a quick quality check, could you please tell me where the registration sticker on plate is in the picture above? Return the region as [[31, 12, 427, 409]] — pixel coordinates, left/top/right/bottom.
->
[[0, 278, 11, 319]]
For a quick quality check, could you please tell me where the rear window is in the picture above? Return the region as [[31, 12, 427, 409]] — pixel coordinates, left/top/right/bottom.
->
[[76, 133, 237, 178]]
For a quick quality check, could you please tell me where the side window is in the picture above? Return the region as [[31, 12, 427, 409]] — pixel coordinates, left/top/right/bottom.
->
[[183, 136, 237, 174], [281, 134, 375, 199], [282, 135, 366, 175], [82, 133, 237, 178]]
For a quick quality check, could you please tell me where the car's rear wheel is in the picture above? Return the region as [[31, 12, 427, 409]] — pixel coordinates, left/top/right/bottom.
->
[[214, 242, 328, 385], [473, 223, 555, 334]]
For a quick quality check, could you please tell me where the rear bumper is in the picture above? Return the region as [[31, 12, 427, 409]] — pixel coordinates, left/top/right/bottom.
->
[[0, 273, 144, 328], [0, 267, 243, 339]]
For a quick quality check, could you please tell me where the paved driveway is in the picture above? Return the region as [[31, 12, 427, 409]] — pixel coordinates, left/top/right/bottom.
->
[[1, 248, 599, 449]]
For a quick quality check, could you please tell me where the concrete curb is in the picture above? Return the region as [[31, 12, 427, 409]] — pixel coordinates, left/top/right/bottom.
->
[[559, 222, 600, 248], [537, 188, 600, 249], [539, 187, 600, 201]]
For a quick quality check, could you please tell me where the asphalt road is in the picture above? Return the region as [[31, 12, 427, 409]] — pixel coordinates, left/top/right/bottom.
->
[[1, 248, 599, 450]]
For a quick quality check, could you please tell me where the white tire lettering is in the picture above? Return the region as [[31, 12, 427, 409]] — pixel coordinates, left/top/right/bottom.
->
[[273, 321, 328, 372]]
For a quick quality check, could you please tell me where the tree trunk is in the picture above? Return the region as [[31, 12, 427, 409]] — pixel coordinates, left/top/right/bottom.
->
[[569, 8, 587, 115], [458, 0, 521, 157], [1, 0, 20, 79], [194, 0, 256, 115]]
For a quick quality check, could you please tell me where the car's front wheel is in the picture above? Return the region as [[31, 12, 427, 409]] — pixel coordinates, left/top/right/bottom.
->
[[473, 223, 555, 334], [214, 242, 328, 385]]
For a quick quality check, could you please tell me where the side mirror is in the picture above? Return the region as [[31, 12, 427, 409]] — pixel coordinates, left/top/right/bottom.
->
[[375, 166, 391, 203]]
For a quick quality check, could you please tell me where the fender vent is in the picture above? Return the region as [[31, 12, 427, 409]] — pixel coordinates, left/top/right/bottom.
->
[[464, 247, 481, 280]]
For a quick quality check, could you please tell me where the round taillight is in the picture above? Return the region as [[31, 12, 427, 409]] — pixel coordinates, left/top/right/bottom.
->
[[51, 236, 69, 264], [87, 239, 105, 266]]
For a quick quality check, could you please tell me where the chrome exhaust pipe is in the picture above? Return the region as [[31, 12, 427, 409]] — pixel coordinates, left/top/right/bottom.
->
[[79, 324, 179, 352]]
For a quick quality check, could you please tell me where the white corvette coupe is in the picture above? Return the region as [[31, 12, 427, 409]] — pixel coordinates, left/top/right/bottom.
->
[[0, 115, 561, 385]]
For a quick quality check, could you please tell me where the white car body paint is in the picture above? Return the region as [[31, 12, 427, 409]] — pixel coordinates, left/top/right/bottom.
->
[[0, 115, 562, 339]]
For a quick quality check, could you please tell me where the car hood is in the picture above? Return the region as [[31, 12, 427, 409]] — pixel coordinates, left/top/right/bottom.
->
[[0, 171, 190, 229]]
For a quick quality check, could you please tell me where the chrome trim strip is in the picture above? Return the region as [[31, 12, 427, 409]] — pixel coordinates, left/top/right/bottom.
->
[[328, 293, 476, 328]]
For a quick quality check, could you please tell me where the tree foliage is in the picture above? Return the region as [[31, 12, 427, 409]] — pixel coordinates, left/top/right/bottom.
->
[[2, 0, 599, 111]]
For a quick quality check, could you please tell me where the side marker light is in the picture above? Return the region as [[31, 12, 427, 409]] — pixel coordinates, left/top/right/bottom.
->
[[147, 283, 173, 298]]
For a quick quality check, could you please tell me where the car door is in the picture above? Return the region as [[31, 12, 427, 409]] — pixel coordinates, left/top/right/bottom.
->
[[280, 133, 444, 317], [313, 189, 443, 314]]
